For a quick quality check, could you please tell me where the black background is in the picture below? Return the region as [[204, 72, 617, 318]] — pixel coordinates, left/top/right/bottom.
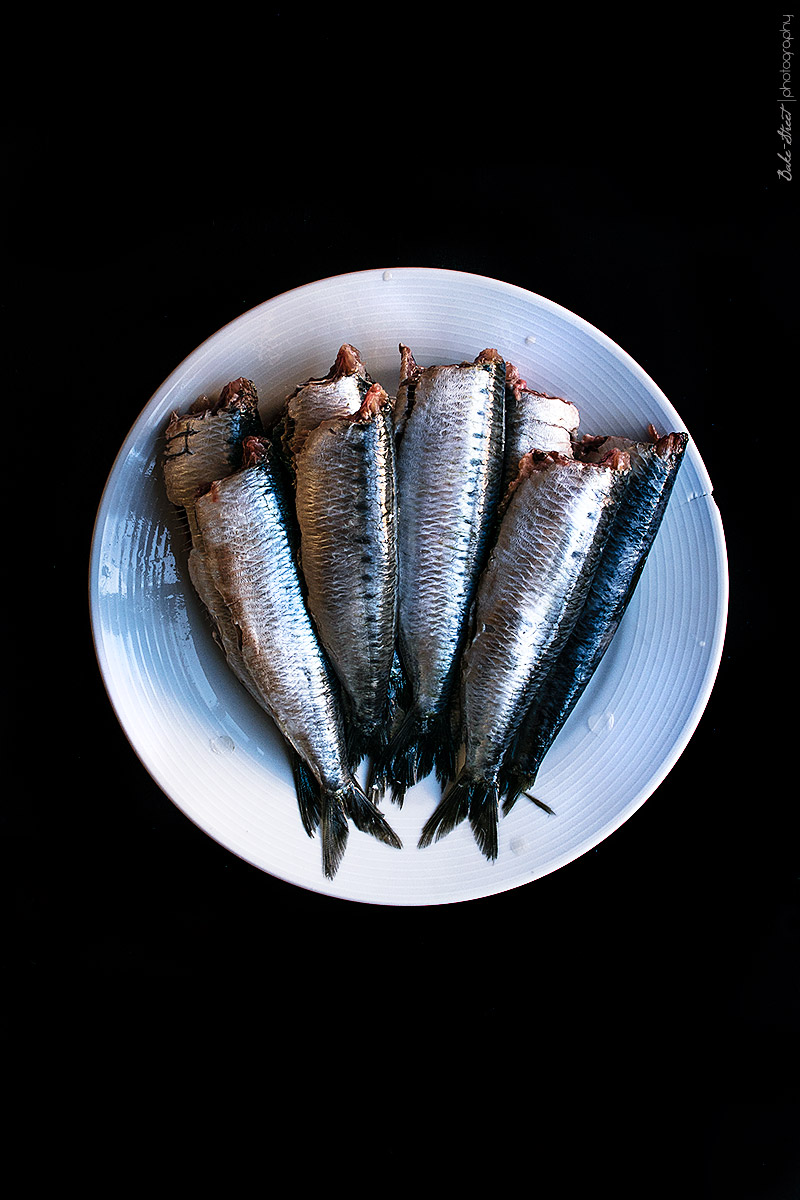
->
[[6, 10, 797, 1196]]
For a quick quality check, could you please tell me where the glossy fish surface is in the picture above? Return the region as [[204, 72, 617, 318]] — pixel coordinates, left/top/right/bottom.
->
[[371, 344, 507, 801], [163, 377, 263, 541], [280, 343, 375, 465], [163, 377, 265, 687], [419, 447, 630, 860], [292, 381, 399, 766], [192, 435, 402, 879], [500, 426, 689, 812]]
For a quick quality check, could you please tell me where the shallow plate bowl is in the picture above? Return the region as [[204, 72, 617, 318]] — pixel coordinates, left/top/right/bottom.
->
[[90, 267, 728, 905]]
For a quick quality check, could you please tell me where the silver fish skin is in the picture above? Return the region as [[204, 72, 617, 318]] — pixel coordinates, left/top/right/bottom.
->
[[371, 344, 507, 801], [163, 378, 265, 690], [501, 360, 580, 498], [163, 377, 263, 542], [292, 382, 399, 766], [500, 427, 688, 813], [419, 447, 630, 860], [192, 435, 402, 879]]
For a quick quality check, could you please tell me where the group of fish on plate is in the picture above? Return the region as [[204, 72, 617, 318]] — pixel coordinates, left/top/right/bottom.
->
[[163, 342, 687, 879]]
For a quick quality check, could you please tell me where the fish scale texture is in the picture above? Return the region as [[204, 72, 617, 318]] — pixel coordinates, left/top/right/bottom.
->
[[501, 436, 688, 805], [163, 402, 262, 537], [396, 361, 505, 714], [295, 407, 398, 737], [459, 458, 628, 780], [195, 466, 351, 795]]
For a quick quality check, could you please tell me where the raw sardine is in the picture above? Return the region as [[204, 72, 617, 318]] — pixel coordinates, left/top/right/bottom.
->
[[502, 361, 580, 497], [500, 426, 688, 812], [192, 435, 402, 879], [291, 381, 399, 766], [419, 447, 631, 860], [163, 377, 266, 688], [371, 345, 507, 801]]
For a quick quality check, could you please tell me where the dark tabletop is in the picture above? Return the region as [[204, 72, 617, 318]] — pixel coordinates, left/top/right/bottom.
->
[[6, 11, 797, 1195]]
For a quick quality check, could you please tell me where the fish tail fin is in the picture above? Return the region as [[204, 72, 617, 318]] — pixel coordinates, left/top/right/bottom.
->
[[502, 788, 555, 818], [344, 722, 369, 773], [468, 781, 501, 862], [419, 775, 501, 862], [500, 766, 555, 817], [291, 752, 321, 835], [433, 734, 459, 789], [499, 764, 526, 815], [370, 705, 448, 806], [501, 785, 521, 815], [319, 791, 349, 880], [317, 780, 403, 880], [345, 717, 392, 774], [418, 777, 474, 849], [523, 791, 556, 816], [343, 782, 403, 851], [388, 648, 412, 718]]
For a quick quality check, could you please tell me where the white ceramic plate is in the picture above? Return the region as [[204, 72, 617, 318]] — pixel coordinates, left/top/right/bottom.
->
[[89, 267, 728, 906]]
